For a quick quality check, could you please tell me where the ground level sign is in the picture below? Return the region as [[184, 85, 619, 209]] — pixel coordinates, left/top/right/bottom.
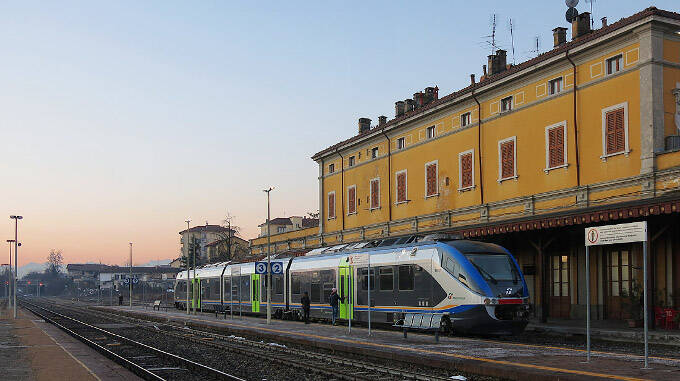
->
[[584, 221, 649, 368]]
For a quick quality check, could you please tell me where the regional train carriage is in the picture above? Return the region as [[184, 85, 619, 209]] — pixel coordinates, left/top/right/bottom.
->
[[174, 235, 530, 335]]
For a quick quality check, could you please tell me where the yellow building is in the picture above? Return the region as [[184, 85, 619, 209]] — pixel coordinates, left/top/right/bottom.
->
[[251, 8, 680, 322]]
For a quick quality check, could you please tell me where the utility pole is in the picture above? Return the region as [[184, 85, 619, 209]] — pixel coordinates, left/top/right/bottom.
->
[[129, 242, 133, 308], [10, 216, 22, 319], [192, 235, 197, 314], [263, 187, 274, 325], [6, 240, 14, 312], [185, 219, 190, 315]]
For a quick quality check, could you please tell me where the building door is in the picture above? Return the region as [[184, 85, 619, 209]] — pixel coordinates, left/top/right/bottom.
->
[[549, 255, 570, 318], [606, 247, 632, 320]]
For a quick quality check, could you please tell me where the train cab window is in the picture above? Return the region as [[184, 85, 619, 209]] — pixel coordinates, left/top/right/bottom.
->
[[359, 268, 375, 290], [379, 267, 393, 291], [443, 257, 459, 277], [398, 265, 415, 291], [274, 275, 284, 295], [291, 274, 301, 294], [311, 282, 321, 303]]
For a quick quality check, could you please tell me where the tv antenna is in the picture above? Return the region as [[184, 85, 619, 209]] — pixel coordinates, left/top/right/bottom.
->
[[481, 13, 499, 55], [509, 18, 516, 65], [585, 0, 596, 29], [528, 36, 541, 57]]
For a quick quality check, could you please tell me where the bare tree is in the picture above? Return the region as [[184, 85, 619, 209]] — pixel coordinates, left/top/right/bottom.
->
[[307, 211, 319, 219], [209, 212, 247, 263], [47, 249, 63, 276]]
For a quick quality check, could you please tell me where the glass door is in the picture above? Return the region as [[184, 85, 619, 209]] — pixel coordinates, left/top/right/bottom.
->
[[549, 255, 570, 318]]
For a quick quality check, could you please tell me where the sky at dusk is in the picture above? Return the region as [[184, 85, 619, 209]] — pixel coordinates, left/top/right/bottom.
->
[[1, 1, 676, 267]]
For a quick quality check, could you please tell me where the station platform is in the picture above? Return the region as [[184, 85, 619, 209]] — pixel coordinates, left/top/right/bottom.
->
[[100, 304, 680, 381], [0, 305, 140, 381]]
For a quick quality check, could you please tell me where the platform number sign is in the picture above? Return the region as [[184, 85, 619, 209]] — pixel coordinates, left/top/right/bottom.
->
[[255, 262, 268, 274], [270, 262, 283, 275]]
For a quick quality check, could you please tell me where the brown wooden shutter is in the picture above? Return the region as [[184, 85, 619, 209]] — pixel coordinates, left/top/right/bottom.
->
[[370, 180, 379, 209], [461, 153, 473, 188], [426, 163, 437, 196], [328, 193, 335, 218], [501, 140, 515, 179], [348, 187, 355, 214], [548, 126, 564, 168], [606, 108, 625, 155], [397, 173, 406, 203]]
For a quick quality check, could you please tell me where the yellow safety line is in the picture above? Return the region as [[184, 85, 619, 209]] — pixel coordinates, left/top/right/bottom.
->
[[177, 314, 651, 381]]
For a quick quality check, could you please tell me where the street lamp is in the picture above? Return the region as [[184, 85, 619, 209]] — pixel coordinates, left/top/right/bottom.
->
[[129, 242, 133, 308], [185, 219, 190, 315], [10, 215, 22, 319], [6, 240, 14, 312], [263, 187, 274, 325]]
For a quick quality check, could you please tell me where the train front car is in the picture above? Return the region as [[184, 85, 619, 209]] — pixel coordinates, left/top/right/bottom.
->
[[438, 240, 530, 335]]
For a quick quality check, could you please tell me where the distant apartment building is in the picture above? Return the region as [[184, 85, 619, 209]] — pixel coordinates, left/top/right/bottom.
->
[[258, 216, 319, 237], [179, 224, 248, 264]]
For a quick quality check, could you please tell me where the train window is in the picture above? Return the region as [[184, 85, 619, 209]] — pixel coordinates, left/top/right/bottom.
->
[[213, 280, 220, 297], [359, 268, 375, 290], [323, 283, 334, 302], [379, 267, 393, 291], [291, 274, 301, 294], [274, 275, 284, 295], [444, 257, 459, 277], [398, 265, 415, 291], [311, 282, 321, 303]]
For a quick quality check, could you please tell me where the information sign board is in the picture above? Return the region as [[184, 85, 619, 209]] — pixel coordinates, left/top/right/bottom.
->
[[255, 261, 268, 274], [584, 221, 647, 246], [347, 253, 369, 265], [270, 262, 283, 274]]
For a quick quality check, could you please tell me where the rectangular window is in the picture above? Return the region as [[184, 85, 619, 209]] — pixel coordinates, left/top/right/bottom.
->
[[274, 275, 283, 295], [459, 150, 474, 189], [395, 170, 407, 204], [398, 265, 414, 291], [606, 54, 623, 75], [291, 274, 301, 294], [327, 192, 336, 219], [546, 122, 566, 170], [379, 267, 393, 291], [397, 137, 405, 150], [359, 268, 375, 290], [348, 156, 355, 167], [604, 106, 626, 156], [501, 96, 513, 112], [426, 125, 436, 139], [371, 147, 379, 159], [347, 185, 356, 215], [499, 137, 516, 181], [328, 163, 335, 173], [425, 161, 438, 197], [460, 112, 471, 127], [370, 178, 380, 209], [310, 282, 321, 303], [277, 226, 286, 233], [549, 77, 563, 95]]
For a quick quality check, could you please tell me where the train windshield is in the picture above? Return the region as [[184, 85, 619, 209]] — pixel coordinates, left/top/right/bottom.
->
[[464, 254, 520, 284]]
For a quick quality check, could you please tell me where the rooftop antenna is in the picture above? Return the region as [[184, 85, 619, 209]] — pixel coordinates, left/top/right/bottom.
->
[[586, 0, 596, 29], [528, 36, 541, 57], [509, 18, 516, 65], [481, 13, 499, 55]]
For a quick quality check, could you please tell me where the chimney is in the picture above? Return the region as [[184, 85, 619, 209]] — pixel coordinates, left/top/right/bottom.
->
[[358, 118, 371, 134], [414, 92, 426, 108], [482, 64, 487, 77], [553, 27, 567, 48], [487, 49, 508, 75], [378, 115, 387, 126], [470, 74, 476, 85], [395, 101, 405, 117], [405, 99, 415, 112], [601, 17, 608, 28], [424, 86, 438, 104], [572, 12, 591, 39]]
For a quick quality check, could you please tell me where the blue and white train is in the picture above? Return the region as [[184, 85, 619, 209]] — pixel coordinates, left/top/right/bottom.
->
[[174, 234, 530, 335]]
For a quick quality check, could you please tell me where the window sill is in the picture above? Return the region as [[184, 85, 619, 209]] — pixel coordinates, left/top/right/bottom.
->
[[458, 185, 476, 192], [424, 193, 440, 199], [600, 150, 631, 161], [369, 207, 381, 212], [395, 200, 409, 205], [544, 163, 569, 173], [327, 217, 336, 220], [347, 212, 357, 216], [497, 175, 518, 183]]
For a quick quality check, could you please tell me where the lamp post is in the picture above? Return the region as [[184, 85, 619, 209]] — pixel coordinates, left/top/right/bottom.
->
[[129, 242, 132, 308], [6, 240, 14, 312], [263, 187, 274, 325], [185, 219, 190, 315], [10, 216, 22, 319]]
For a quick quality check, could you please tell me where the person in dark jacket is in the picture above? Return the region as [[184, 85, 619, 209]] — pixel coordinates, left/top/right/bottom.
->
[[301, 291, 311, 324], [329, 288, 343, 325]]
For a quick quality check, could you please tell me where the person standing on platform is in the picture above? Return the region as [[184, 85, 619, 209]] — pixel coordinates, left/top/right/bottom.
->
[[301, 291, 311, 324], [329, 288, 343, 325]]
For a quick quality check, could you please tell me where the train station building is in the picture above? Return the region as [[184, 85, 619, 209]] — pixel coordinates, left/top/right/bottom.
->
[[250, 7, 680, 324]]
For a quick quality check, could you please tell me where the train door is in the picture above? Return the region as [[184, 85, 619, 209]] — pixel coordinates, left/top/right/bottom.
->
[[339, 259, 353, 320], [251, 274, 260, 313], [549, 254, 570, 318], [191, 277, 201, 310]]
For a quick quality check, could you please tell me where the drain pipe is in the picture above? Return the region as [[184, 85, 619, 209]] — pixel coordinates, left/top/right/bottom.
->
[[473, 91, 484, 205], [381, 127, 392, 222], [566, 50, 581, 187]]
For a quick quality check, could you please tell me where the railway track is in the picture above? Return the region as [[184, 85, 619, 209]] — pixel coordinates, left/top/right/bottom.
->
[[24, 298, 469, 381], [21, 299, 244, 381]]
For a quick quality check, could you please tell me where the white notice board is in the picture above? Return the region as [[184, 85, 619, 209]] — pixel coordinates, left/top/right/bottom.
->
[[585, 221, 647, 246]]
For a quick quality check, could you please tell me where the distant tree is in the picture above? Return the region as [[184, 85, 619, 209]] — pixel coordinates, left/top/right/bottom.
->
[[47, 249, 63, 276], [209, 213, 248, 263], [307, 211, 319, 219]]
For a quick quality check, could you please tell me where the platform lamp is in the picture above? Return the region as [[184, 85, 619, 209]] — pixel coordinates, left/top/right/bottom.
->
[[263, 187, 274, 325], [129, 242, 133, 308], [185, 219, 191, 315], [10, 215, 22, 319]]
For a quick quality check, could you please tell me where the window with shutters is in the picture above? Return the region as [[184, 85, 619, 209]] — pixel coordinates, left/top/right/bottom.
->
[[395, 170, 407, 204], [425, 161, 438, 197], [545, 122, 567, 171], [369, 178, 380, 210], [498, 137, 517, 182], [549, 77, 563, 95], [397, 137, 406, 150], [606, 54, 623, 75], [347, 185, 356, 215], [348, 156, 355, 167], [601, 102, 629, 158], [426, 126, 436, 139], [327, 191, 336, 219], [458, 149, 474, 190], [460, 112, 471, 127], [328, 163, 335, 173], [371, 147, 379, 159], [501, 96, 513, 112]]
